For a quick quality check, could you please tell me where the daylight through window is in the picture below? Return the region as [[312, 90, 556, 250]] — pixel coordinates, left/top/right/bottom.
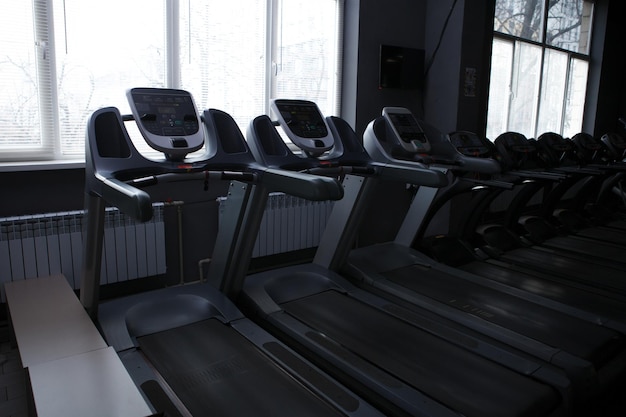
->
[[487, 0, 593, 140], [0, 0, 343, 162]]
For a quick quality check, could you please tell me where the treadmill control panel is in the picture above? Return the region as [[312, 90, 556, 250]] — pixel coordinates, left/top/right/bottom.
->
[[449, 131, 490, 157], [382, 107, 431, 153], [574, 133, 602, 151], [271, 99, 334, 155], [127, 88, 204, 160], [540, 133, 572, 152], [499, 132, 535, 153]]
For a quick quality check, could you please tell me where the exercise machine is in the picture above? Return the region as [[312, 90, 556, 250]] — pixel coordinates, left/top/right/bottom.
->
[[80, 88, 382, 417], [213, 100, 571, 417]]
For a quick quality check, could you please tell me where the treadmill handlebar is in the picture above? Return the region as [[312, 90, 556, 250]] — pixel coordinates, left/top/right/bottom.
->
[[374, 161, 448, 187], [301, 165, 376, 176], [512, 170, 567, 181], [96, 174, 154, 223], [460, 177, 515, 190], [97, 170, 261, 223], [261, 167, 343, 201], [97, 165, 339, 225]]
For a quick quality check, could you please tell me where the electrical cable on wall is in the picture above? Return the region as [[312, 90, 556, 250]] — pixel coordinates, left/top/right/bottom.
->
[[425, 0, 460, 77]]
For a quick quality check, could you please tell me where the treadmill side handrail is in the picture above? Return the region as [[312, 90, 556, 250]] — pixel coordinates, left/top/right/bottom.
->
[[96, 174, 153, 223], [372, 161, 448, 187], [261, 168, 344, 201]]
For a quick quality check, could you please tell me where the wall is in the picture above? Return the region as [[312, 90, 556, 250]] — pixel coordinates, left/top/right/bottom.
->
[[343, 0, 427, 136], [0, 169, 85, 218], [342, 0, 494, 137], [455, 0, 495, 136], [585, 0, 626, 137], [0, 166, 223, 288], [422, 0, 463, 132]]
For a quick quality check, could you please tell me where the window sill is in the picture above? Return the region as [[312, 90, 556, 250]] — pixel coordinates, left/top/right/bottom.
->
[[0, 159, 85, 173]]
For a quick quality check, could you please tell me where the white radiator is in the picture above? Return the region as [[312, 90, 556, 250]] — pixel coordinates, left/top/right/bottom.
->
[[0, 205, 166, 295], [251, 193, 334, 258]]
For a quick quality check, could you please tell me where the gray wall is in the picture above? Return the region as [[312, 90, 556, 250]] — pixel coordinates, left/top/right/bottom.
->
[[585, 0, 626, 137], [342, 0, 495, 137], [342, 0, 427, 136]]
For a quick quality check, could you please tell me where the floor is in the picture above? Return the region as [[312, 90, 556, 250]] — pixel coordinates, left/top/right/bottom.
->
[[0, 324, 27, 417], [0, 316, 622, 417]]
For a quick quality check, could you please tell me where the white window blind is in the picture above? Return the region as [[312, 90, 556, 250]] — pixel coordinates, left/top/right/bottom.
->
[[0, 1, 47, 160], [179, 0, 267, 130], [0, 0, 343, 163], [272, 0, 342, 116], [53, 0, 166, 158]]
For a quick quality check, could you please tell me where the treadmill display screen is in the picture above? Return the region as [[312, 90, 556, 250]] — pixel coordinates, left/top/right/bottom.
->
[[275, 102, 329, 139], [131, 94, 199, 137], [607, 133, 626, 149], [387, 112, 427, 144], [449, 132, 490, 157], [577, 134, 602, 151], [127, 88, 204, 160]]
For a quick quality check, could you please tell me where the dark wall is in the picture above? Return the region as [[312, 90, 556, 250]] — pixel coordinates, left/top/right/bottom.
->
[[0, 165, 224, 287], [0, 169, 85, 217], [343, 0, 495, 137], [423, 0, 463, 132], [456, 0, 495, 136], [585, 0, 626, 137], [343, 0, 427, 137]]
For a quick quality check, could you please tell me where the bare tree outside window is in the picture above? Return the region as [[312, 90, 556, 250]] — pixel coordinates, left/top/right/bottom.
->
[[494, 0, 544, 42], [488, 0, 593, 139], [494, 0, 591, 53]]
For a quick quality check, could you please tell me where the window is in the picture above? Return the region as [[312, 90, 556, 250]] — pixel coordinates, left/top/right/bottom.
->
[[486, 0, 594, 140], [0, 0, 343, 162]]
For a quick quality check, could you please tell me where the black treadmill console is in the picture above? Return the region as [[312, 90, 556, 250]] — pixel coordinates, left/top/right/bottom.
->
[[271, 99, 334, 156], [601, 132, 626, 160], [127, 88, 204, 161], [499, 132, 535, 154], [449, 131, 491, 157], [572, 132, 603, 152], [382, 107, 431, 153]]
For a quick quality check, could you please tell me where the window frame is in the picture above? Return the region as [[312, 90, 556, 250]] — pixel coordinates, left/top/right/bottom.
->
[[487, 0, 593, 140]]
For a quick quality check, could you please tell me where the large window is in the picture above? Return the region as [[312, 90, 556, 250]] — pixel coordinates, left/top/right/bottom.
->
[[0, 0, 343, 162], [486, 0, 594, 140]]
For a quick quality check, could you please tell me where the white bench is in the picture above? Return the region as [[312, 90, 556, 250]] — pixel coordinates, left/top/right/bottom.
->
[[5, 274, 153, 417]]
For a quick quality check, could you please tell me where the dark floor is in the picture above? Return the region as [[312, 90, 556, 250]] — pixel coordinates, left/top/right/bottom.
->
[[0, 325, 27, 417], [0, 315, 623, 417]]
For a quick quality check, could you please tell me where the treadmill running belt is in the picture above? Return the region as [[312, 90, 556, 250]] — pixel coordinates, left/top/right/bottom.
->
[[501, 248, 626, 294], [138, 319, 342, 417], [383, 263, 623, 367], [283, 290, 559, 417], [459, 260, 626, 320]]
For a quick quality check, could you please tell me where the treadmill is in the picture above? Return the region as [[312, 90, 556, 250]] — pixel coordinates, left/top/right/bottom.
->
[[401, 132, 626, 330], [79, 88, 384, 417], [493, 131, 626, 249], [337, 109, 626, 399], [451, 132, 626, 283], [507, 133, 626, 270], [472, 133, 626, 296], [525, 132, 626, 246], [219, 100, 570, 417], [568, 132, 626, 232]]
